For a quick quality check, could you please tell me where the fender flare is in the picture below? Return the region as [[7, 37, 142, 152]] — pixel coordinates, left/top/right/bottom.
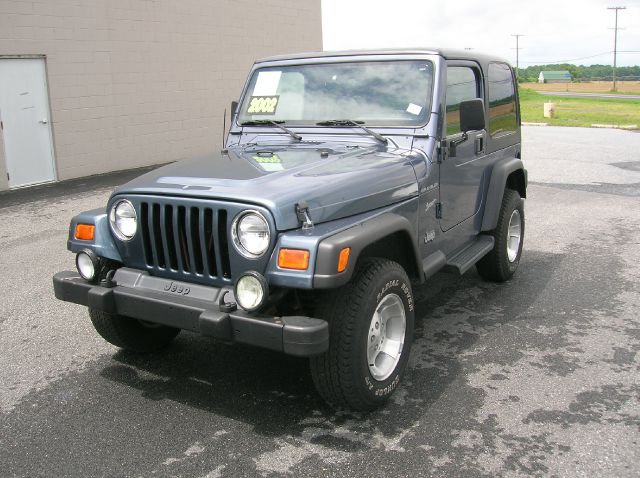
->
[[313, 213, 421, 288], [67, 208, 123, 262], [481, 157, 526, 231]]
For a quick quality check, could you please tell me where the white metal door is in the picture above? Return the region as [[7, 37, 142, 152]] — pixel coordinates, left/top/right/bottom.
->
[[0, 58, 56, 188]]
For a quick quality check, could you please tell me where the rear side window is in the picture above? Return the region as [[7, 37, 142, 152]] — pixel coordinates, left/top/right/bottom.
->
[[488, 63, 517, 137], [446, 67, 479, 135]]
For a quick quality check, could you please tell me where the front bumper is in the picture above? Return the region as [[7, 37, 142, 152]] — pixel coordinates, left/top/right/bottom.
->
[[53, 268, 329, 357]]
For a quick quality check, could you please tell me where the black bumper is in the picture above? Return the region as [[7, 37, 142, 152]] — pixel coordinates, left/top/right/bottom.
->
[[53, 269, 328, 357]]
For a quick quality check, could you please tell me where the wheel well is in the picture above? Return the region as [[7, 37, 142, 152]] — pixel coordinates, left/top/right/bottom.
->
[[358, 231, 420, 279], [506, 169, 526, 198]]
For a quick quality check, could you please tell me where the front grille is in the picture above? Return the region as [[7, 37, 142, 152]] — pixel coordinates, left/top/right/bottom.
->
[[139, 201, 232, 281]]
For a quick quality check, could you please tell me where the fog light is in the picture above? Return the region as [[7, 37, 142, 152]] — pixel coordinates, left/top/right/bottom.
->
[[234, 272, 268, 312], [76, 249, 99, 281]]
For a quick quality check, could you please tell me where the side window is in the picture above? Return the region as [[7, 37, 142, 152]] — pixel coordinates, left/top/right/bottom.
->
[[488, 62, 517, 137], [445, 66, 479, 136]]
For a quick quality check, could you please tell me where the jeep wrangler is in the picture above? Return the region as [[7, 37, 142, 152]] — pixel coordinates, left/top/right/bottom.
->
[[53, 49, 526, 411]]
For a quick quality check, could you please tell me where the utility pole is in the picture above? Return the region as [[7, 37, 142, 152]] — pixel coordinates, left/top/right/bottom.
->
[[511, 34, 523, 78], [607, 6, 626, 92]]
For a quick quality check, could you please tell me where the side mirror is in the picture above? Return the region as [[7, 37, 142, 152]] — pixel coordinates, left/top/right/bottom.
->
[[231, 100, 238, 118], [459, 98, 485, 132]]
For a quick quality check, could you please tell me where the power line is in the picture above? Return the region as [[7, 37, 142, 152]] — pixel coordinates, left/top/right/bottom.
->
[[520, 51, 613, 65], [608, 6, 626, 92]]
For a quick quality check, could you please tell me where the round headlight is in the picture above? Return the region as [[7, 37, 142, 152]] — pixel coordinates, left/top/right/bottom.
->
[[232, 211, 270, 258], [234, 272, 268, 311], [109, 199, 137, 240], [76, 249, 99, 281]]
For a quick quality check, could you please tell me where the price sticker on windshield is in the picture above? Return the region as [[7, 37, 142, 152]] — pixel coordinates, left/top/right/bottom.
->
[[246, 95, 279, 115]]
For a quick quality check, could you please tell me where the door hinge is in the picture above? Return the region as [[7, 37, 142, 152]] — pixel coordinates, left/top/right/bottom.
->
[[437, 140, 448, 164], [435, 202, 442, 219]]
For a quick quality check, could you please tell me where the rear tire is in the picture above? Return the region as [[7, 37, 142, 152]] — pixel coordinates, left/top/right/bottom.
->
[[476, 188, 524, 282], [89, 308, 180, 352], [310, 258, 414, 411]]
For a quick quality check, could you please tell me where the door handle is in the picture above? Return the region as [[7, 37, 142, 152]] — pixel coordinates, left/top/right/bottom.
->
[[39, 119, 48, 124]]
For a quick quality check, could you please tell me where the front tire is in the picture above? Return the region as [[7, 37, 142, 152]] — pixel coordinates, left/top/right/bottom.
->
[[476, 188, 524, 282], [89, 308, 180, 352], [310, 258, 415, 411]]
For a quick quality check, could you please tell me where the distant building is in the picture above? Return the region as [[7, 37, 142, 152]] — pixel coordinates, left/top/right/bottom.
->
[[538, 71, 572, 83], [0, 1, 322, 191]]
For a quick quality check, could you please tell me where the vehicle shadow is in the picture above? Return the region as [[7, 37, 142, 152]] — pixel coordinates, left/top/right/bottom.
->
[[2, 250, 565, 478], [104, 339, 324, 435], [100, 249, 562, 437]]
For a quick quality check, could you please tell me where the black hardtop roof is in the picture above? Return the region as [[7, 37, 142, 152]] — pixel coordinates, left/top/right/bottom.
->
[[255, 48, 511, 66]]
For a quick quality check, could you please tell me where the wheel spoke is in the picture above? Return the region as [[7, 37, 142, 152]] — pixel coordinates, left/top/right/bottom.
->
[[377, 302, 396, 321], [385, 315, 405, 340], [380, 338, 402, 360]]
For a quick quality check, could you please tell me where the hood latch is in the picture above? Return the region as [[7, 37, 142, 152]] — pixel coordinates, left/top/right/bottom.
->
[[295, 202, 314, 230]]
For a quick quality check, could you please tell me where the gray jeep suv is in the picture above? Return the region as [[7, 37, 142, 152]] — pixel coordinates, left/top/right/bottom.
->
[[54, 49, 527, 411]]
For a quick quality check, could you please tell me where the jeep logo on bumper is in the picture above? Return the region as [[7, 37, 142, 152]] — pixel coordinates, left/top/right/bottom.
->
[[164, 282, 190, 295]]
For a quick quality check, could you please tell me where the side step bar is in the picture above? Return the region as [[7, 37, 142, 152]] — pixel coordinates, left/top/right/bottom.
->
[[444, 235, 495, 275]]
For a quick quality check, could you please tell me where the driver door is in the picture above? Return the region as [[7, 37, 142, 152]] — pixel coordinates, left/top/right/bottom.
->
[[439, 62, 487, 231]]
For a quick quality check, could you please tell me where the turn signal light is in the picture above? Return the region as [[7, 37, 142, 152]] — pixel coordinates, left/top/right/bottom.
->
[[278, 248, 310, 270], [75, 224, 95, 241], [337, 247, 351, 273]]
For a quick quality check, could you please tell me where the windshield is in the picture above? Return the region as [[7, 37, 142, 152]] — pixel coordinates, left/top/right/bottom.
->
[[237, 60, 434, 127]]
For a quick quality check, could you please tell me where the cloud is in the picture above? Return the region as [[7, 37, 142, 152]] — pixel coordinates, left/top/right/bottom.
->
[[322, 0, 640, 66]]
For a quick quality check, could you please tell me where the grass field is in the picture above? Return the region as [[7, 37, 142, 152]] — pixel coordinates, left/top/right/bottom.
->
[[520, 81, 640, 94], [518, 88, 640, 128]]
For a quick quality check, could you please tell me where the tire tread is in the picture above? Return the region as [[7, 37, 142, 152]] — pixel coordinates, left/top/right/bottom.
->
[[310, 258, 411, 410], [89, 308, 179, 352], [476, 188, 523, 282]]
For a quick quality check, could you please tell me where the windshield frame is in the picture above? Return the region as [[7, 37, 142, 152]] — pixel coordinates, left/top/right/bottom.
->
[[235, 55, 437, 130]]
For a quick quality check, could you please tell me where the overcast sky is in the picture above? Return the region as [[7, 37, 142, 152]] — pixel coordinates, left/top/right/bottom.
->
[[322, 0, 640, 67]]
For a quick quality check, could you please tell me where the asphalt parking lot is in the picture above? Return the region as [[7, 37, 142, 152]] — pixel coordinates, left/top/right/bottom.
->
[[1, 126, 639, 477]]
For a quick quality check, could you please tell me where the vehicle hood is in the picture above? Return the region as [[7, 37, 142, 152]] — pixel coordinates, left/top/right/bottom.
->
[[113, 141, 420, 230]]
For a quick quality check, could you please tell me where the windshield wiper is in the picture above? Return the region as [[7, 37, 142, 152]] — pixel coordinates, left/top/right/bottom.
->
[[316, 119, 388, 145], [240, 120, 302, 141]]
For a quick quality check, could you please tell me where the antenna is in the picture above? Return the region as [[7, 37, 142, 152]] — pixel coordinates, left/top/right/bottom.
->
[[222, 107, 227, 149]]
